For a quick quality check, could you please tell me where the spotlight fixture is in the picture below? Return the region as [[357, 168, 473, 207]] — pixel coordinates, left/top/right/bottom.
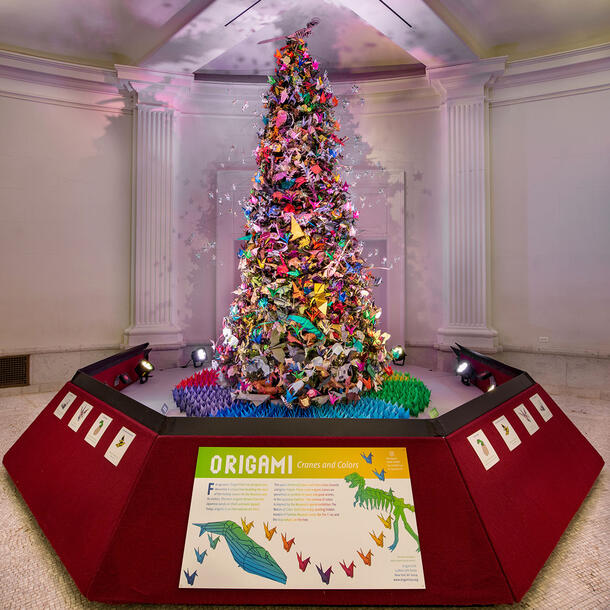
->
[[456, 360, 472, 385], [456, 361, 469, 374], [135, 359, 154, 384], [191, 347, 207, 368], [391, 345, 406, 366]]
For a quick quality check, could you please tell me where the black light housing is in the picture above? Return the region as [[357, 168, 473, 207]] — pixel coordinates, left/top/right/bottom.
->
[[135, 359, 154, 383], [191, 347, 207, 368], [456, 360, 472, 385], [391, 345, 406, 366]]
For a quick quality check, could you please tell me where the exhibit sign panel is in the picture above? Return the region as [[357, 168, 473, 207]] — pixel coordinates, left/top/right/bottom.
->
[[180, 447, 424, 589]]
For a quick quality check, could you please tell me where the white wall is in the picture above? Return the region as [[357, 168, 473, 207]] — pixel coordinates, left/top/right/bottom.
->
[[174, 109, 259, 347], [490, 85, 610, 356], [2, 45, 607, 394], [173, 79, 444, 350], [0, 70, 132, 355]]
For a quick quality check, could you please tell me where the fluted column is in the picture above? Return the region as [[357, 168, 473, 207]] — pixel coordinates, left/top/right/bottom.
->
[[117, 67, 192, 352], [428, 58, 506, 352]]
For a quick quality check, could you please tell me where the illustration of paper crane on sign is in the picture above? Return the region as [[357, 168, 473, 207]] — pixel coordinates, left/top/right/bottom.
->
[[281, 533, 295, 551], [316, 563, 333, 584], [297, 551, 311, 572], [263, 522, 277, 540], [370, 530, 385, 547], [340, 560, 355, 577], [357, 548, 373, 566]]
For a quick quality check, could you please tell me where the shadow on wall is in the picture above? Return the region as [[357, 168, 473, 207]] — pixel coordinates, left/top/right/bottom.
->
[[18, 104, 133, 350], [174, 52, 425, 349]]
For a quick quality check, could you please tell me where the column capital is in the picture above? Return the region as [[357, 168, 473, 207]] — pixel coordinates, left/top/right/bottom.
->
[[427, 57, 507, 103], [115, 64, 193, 109]]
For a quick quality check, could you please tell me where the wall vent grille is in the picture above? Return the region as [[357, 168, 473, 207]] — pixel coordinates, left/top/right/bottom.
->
[[0, 355, 29, 388]]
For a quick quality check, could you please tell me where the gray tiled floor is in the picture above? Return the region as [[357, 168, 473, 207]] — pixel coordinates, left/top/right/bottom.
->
[[0, 391, 608, 610]]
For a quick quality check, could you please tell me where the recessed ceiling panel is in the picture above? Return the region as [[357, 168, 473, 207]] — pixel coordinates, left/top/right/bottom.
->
[[196, 0, 424, 78]]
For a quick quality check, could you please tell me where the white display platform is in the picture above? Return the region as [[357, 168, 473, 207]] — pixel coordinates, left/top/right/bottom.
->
[[121, 364, 482, 417]]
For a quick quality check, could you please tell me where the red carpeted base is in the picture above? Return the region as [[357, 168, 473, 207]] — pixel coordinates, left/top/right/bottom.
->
[[3, 380, 603, 605]]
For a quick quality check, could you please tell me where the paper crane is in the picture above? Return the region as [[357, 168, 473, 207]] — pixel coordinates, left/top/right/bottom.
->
[[357, 548, 373, 566], [258, 18, 320, 44], [282, 532, 295, 551], [339, 560, 355, 578], [378, 513, 392, 529], [373, 468, 386, 481], [264, 521, 277, 541], [360, 451, 373, 464], [297, 551, 311, 572], [370, 530, 385, 547], [316, 563, 333, 585], [241, 517, 254, 535]]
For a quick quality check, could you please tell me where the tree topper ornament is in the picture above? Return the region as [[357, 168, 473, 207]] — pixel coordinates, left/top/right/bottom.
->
[[257, 18, 320, 44]]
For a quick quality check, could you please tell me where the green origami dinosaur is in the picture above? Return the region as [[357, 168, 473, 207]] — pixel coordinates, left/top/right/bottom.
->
[[345, 472, 419, 551]]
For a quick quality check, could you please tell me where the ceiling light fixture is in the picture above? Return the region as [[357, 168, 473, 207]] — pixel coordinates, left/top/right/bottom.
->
[[377, 0, 413, 28], [225, 0, 265, 27]]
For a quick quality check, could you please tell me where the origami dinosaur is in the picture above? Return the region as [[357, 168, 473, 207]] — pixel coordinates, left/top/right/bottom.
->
[[345, 472, 419, 551]]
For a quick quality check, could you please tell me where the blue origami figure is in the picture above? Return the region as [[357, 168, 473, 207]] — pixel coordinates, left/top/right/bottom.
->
[[193, 521, 286, 584]]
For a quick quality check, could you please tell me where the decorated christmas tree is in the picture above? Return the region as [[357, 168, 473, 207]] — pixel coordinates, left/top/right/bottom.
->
[[217, 33, 392, 408]]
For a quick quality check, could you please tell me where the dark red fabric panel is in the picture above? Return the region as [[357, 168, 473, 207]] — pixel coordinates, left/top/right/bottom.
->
[[447, 384, 604, 600], [3, 383, 156, 594], [90, 435, 512, 605]]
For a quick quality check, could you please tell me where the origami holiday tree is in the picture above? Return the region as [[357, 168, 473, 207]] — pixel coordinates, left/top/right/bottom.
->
[[218, 35, 392, 407]]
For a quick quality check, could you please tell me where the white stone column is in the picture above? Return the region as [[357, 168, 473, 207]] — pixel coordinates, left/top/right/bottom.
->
[[117, 67, 192, 358], [428, 58, 505, 353]]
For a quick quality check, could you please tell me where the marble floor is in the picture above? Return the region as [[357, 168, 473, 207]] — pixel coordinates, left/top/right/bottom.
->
[[0, 390, 608, 610]]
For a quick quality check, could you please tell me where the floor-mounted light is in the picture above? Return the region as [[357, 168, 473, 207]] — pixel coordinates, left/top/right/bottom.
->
[[191, 347, 207, 368], [456, 360, 471, 385], [135, 359, 154, 384], [182, 346, 208, 368], [391, 346, 406, 366]]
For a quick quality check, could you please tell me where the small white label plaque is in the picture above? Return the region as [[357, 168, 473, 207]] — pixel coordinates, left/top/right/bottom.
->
[[492, 415, 521, 451], [514, 404, 539, 435], [530, 394, 553, 422], [67, 402, 93, 431], [104, 427, 136, 466], [85, 413, 113, 447], [467, 430, 500, 470], [53, 392, 76, 419]]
